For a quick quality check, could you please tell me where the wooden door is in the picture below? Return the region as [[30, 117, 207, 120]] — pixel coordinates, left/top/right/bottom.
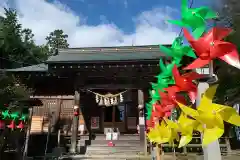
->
[[103, 105, 126, 133]]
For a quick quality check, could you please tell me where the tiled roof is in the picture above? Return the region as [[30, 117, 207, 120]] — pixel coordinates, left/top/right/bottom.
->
[[5, 63, 48, 72], [47, 44, 169, 63]]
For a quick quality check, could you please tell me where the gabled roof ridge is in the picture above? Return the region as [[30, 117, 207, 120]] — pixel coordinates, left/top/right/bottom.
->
[[58, 44, 171, 54]]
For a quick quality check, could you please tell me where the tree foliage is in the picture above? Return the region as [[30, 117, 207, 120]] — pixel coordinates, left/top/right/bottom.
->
[[46, 29, 69, 55], [0, 8, 67, 105], [213, 0, 240, 104]]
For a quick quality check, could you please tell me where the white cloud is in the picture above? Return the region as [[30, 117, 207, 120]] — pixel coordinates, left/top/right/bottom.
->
[[123, 0, 128, 9], [0, 0, 178, 47]]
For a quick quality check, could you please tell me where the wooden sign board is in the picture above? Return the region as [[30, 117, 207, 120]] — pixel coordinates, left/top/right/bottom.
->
[[91, 117, 100, 129]]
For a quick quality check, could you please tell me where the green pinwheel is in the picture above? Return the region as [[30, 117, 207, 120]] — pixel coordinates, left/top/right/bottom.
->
[[155, 60, 175, 85], [10, 112, 20, 121], [160, 37, 196, 64], [1, 110, 10, 119], [158, 59, 176, 78], [149, 89, 160, 102], [151, 82, 168, 92], [146, 102, 153, 120], [168, 0, 217, 38], [20, 114, 28, 122]]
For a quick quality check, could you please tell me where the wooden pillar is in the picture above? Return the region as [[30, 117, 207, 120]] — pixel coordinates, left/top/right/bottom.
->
[[70, 90, 80, 153], [23, 108, 33, 159], [138, 89, 147, 155]]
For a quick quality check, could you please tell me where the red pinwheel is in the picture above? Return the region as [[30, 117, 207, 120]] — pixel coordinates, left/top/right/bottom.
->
[[17, 121, 24, 130], [8, 120, 15, 130], [0, 120, 5, 129], [152, 103, 172, 118], [146, 114, 156, 129], [159, 91, 187, 106], [183, 27, 240, 70], [164, 65, 203, 103], [146, 119, 153, 129]]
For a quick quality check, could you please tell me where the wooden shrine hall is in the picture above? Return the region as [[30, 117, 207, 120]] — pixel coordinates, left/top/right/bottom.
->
[[6, 44, 170, 154]]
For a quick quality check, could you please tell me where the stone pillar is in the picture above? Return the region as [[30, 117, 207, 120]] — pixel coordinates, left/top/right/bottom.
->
[[197, 82, 222, 160], [138, 89, 147, 155], [70, 90, 80, 153]]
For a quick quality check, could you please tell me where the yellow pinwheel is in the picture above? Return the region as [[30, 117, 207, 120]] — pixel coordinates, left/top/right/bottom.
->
[[147, 121, 171, 144], [164, 118, 180, 146], [178, 84, 240, 146], [176, 113, 200, 148]]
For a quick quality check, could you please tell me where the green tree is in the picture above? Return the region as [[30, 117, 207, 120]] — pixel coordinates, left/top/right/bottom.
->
[[211, 0, 240, 105], [0, 8, 48, 103], [45, 29, 69, 55], [0, 8, 24, 69]]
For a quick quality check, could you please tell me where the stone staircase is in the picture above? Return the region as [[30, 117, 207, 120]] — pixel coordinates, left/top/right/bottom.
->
[[64, 134, 144, 159], [30, 116, 49, 133]]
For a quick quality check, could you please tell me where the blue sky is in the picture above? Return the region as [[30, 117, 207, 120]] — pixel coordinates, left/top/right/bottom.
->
[[48, 0, 210, 33], [0, 0, 213, 47]]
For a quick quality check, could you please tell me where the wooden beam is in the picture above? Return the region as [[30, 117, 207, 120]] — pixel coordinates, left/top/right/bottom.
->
[[138, 90, 147, 155], [80, 84, 147, 89]]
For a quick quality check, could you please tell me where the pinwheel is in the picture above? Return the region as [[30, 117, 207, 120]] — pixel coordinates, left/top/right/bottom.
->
[[0, 120, 5, 129], [160, 36, 196, 65], [156, 59, 176, 78], [168, 0, 217, 38], [149, 89, 161, 102], [183, 27, 240, 70], [8, 120, 15, 130], [20, 114, 28, 122], [163, 119, 180, 145], [10, 112, 20, 121], [178, 85, 240, 146], [159, 91, 187, 107], [175, 113, 200, 148], [146, 102, 154, 120], [152, 103, 172, 119], [151, 82, 168, 92], [147, 121, 172, 144], [1, 110, 10, 119], [146, 114, 155, 129], [164, 65, 203, 103], [17, 121, 24, 130]]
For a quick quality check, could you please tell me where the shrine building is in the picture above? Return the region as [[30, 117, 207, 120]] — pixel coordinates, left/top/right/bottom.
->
[[6, 44, 170, 154]]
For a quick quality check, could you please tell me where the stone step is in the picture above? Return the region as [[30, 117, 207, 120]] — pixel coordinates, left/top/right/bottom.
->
[[64, 134, 140, 141], [86, 146, 141, 155], [66, 139, 140, 146], [60, 154, 150, 160], [89, 140, 140, 147]]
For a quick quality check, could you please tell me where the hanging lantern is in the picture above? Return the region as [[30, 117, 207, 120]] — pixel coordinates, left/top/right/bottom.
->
[[17, 121, 24, 130], [0, 120, 5, 130], [73, 105, 79, 116], [8, 120, 15, 130]]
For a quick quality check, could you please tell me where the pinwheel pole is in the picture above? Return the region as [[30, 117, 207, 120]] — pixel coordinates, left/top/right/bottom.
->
[[196, 67, 221, 160]]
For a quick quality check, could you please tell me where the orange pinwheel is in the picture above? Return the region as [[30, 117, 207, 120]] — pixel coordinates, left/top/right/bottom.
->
[[183, 27, 240, 70], [164, 65, 203, 103]]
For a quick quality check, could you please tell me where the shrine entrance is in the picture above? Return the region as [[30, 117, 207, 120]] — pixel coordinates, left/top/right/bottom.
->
[[103, 105, 126, 133]]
